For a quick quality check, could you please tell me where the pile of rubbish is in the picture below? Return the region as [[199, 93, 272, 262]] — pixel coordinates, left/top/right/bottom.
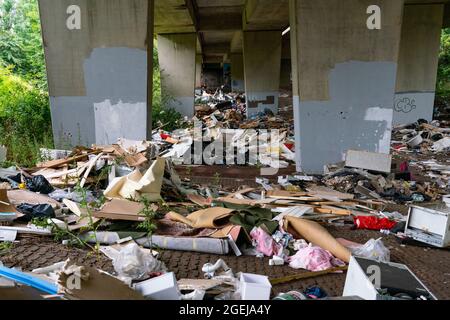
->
[[0, 118, 448, 301], [194, 88, 293, 131], [154, 110, 295, 169], [195, 87, 247, 116]]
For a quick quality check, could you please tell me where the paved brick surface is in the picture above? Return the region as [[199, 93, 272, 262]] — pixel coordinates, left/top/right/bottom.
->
[[2, 226, 449, 299]]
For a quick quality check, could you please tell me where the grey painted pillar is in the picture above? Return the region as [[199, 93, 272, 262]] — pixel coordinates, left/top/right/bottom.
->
[[38, 0, 153, 147], [157, 33, 196, 118], [231, 53, 245, 92], [290, 0, 404, 173], [243, 31, 282, 117], [195, 54, 203, 88], [394, 4, 444, 125]]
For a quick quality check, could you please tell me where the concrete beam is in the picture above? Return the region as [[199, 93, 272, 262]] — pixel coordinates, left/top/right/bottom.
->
[[38, 0, 152, 147], [202, 43, 230, 55], [394, 4, 444, 124], [197, 14, 242, 32], [290, 0, 404, 173], [243, 31, 282, 116], [155, 0, 195, 34], [158, 33, 197, 118], [197, 5, 243, 31], [243, 0, 289, 31], [203, 56, 225, 63]]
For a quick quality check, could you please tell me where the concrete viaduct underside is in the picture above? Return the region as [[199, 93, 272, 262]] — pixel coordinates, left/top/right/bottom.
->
[[38, 0, 450, 173]]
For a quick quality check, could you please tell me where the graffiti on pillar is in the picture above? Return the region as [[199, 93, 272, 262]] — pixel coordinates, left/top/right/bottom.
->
[[394, 97, 417, 114], [66, 5, 81, 30], [367, 5, 381, 30]]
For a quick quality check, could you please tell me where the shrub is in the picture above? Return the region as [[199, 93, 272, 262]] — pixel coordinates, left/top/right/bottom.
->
[[0, 66, 53, 166], [437, 29, 450, 100]]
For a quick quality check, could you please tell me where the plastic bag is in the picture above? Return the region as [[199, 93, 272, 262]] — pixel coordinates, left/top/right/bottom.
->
[[112, 243, 167, 283], [25, 175, 54, 194], [17, 203, 55, 222], [351, 238, 390, 262], [48, 189, 96, 203], [250, 227, 283, 257], [289, 244, 345, 271]]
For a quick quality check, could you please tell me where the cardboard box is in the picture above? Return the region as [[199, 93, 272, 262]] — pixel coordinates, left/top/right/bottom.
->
[[133, 272, 180, 300], [240, 273, 272, 301]]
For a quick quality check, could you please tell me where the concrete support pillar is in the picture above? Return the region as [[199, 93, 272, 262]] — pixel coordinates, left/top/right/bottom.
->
[[231, 53, 245, 92], [290, 0, 404, 173], [394, 4, 444, 125], [195, 54, 203, 88], [157, 33, 196, 118], [280, 34, 292, 90], [243, 31, 282, 116], [280, 59, 292, 90], [38, 0, 153, 147]]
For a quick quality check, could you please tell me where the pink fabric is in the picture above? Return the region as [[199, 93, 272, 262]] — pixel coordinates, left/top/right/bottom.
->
[[250, 227, 283, 257], [289, 244, 345, 271]]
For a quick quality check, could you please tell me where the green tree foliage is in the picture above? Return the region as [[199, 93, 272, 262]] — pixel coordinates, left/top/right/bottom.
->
[[0, 66, 52, 166], [0, 0, 47, 89], [0, 0, 181, 165], [0, 0, 52, 166], [437, 29, 450, 99]]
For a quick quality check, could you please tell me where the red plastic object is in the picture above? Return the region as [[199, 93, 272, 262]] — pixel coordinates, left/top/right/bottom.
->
[[354, 216, 397, 231]]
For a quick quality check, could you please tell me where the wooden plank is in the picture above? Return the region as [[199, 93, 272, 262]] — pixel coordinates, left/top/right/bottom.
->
[[37, 154, 91, 169], [315, 207, 352, 216]]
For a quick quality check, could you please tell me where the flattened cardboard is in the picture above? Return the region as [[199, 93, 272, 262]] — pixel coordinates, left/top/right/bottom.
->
[[166, 207, 235, 229], [0, 286, 58, 300], [0, 189, 22, 220], [58, 264, 145, 300], [68, 216, 100, 232], [7, 189, 60, 208], [187, 194, 213, 207], [178, 279, 223, 291], [94, 199, 146, 222]]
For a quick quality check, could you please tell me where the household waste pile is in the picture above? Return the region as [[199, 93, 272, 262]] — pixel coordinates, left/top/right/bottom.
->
[[157, 93, 295, 168], [0, 119, 448, 300]]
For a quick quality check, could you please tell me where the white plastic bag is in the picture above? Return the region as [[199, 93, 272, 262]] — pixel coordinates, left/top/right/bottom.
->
[[113, 243, 167, 283], [351, 238, 390, 262]]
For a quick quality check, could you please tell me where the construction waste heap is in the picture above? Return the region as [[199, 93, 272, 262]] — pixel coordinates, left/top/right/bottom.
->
[[0, 105, 449, 300]]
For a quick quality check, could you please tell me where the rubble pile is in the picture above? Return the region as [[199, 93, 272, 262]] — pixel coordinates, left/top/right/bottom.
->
[[0, 118, 448, 301]]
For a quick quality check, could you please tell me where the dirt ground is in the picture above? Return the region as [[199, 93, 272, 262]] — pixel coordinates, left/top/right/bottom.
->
[[2, 225, 449, 300]]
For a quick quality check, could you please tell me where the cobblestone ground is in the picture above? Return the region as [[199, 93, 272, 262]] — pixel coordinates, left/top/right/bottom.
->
[[2, 226, 449, 299]]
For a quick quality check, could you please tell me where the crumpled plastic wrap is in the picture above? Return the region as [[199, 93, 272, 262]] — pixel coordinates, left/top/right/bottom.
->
[[112, 243, 167, 283], [350, 238, 390, 263]]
